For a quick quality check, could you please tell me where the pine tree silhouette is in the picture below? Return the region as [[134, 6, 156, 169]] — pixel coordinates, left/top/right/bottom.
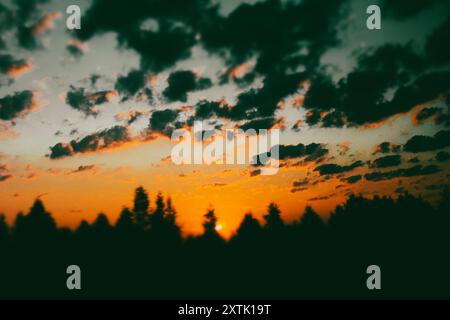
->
[[0, 188, 449, 299], [132, 186, 150, 228], [0, 214, 8, 241]]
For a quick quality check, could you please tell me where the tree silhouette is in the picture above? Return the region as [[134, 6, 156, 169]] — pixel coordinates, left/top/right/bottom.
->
[[299, 206, 325, 233], [0, 188, 449, 299], [132, 186, 150, 228], [150, 192, 165, 228], [92, 213, 112, 237], [12, 199, 57, 241], [115, 207, 135, 235], [164, 197, 177, 225], [202, 208, 218, 235], [233, 212, 262, 243], [263, 202, 284, 231], [0, 214, 8, 241]]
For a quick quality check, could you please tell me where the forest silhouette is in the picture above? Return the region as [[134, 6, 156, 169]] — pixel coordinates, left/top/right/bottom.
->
[[0, 186, 449, 299]]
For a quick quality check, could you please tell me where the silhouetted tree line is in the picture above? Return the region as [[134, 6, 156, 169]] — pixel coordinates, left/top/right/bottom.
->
[[0, 186, 449, 299]]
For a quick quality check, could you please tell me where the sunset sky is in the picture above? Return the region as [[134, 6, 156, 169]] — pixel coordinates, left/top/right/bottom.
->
[[1, 0, 449, 237]]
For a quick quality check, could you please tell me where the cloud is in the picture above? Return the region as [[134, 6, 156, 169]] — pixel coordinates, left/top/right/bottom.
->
[[372, 142, 401, 155], [163, 70, 212, 103], [369, 155, 402, 169], [0, 90, 37, 121], [0, 174, 12, 182], [413, 106, 450, 127], [0, 0, 59, 51], [228, 73, 307, 122], [337, 141, 351, 156], [253, 142, 328, 167], [403, 130, 450, 153], [303, 43, 439, 127], [0, 162, 12, 182], [308, 195, 331, 201], [73, 0, 351, 126], [201, 0, 348, 75], [32, 11, 61, 35], [68, 164, 99, 174], [148, 109, 180, 135], [0, 54, 32, 78], [364, 165, 441, 182], [279, 143, 328, 162], [341, 175, 362, 184], [382, 0, 446, 20], [114, 110, 148, 125], [115, 69, 150, 102], [239, 117, 283, 131], [314, 160, 364, 175], [425, 14, 450, 66], [0, 122, 18, 139], [66, 40, 86, 58], [66, 86, 116, 116], [194, 100, 230, 120], [436, 151, 450, 162], [413, 106, 442, 124], [293, 178, 309, 187], [249, 169, 261, 177], [291, 187, 308, 193], [75, 0, 204, 71], [49, 125, 132, 159]]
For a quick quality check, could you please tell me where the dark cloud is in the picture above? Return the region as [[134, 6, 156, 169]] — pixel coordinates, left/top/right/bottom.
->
[[0, 174, 12, 182], [194, 100, 230, 120], [414, 106, 441, 124], [403, 130, 450, 153], [0, 163, 11, 182], [293, 178, 309, 187], [0, 90, 35, 121], [413, 106, 450, 127], [49, 125, 131, 159], [303, 43, 440, 127], [436, 151, 450, 162], [115, 69, 148, 101], [0, 3, 14, 49], [382, 0, 447, 20], [275, 143, 328, 162], [425, 183, 449, 191], [228, 72, 307, 121], [249, 169, 261, 177], [69, 164, 98, 174], [291, 187, 308, 193], [425, 14, 450, 66], [364, 165, 441, 182], [163, 70, 212, 103], [408, 157, 420, 164], [66, 86, 115, 116], [115, 110, 147, 125], [370, 155, 402, 169], [66, 43, 84, 58], [201, 0, 349, 74], [435, 112, 450, 127], [0, 54, 29, 76], [239, 117, 282, 131], [75, 0, 350, 125], [372, 141, 401, 155], [341, 175, 362, 184], [372, 142, 401, 154], [75, 0, 208, 71], [314, 160, 363, 175], [308, 195, 331, 201], [148, 109, 180, 135], [0, 0, 54, 50]]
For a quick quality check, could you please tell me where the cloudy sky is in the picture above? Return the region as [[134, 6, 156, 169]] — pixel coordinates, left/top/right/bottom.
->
[[0, 0, 449, 237]]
